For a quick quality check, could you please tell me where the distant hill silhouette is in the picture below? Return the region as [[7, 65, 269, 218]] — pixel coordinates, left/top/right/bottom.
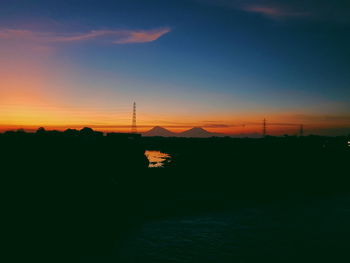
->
[[143, 126, 225, 138], [178, 127, 225, 138], [230, 133, 262, 138], [143, 126, 177, 137]]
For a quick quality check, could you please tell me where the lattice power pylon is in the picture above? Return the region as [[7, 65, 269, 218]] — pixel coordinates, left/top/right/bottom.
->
[[299, 124, 304, 137], [131, 102, 137, 133], [263, 118, 267, 137]]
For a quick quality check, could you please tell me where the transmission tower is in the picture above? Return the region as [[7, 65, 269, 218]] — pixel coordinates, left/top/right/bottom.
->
[[131, 102, 137, 133], [299, 124, 304, 137], [263, 118, 267, 137]]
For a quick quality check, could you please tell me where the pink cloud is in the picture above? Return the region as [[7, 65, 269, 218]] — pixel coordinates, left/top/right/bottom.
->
[[0, 27, 171, 44], [241, 5, 308, 18], [0, 29, 36, 39], [113, 28, 171, 44], [46, 30, 115, 42]]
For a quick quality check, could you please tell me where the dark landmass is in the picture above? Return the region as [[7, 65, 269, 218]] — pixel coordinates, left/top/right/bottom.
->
[[143, 126, 225, 137], [2, 128, 148, 260], [178, 126, 225, 137], [2, 128, 350, 261], [143, 126, 176, 137], [141, 135, 350, 215]]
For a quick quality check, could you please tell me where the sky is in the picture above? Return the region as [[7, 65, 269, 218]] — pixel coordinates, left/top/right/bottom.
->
[[0, 0, 349, 135]]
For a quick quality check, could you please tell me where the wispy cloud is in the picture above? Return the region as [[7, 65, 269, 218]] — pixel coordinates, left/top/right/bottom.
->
[[203, 124, 230, 128], [195, 0, 311, 20], [0, 27, 171, 44], [113, 28, 171, 44], [291, 114, 350, 123], [196, 0, 350, 23], [241, 5, 308, 18]]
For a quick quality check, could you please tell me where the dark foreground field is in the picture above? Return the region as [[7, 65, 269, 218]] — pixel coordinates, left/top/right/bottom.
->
[[2, 130, 349, 262]]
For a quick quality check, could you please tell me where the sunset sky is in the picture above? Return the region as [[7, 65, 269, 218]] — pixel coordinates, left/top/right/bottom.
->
[[0, 0, 349, 135]]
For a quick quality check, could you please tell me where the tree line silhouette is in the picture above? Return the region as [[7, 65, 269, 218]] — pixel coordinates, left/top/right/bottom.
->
[[2, 127, 349, 260], [2, 127, 148, 260]]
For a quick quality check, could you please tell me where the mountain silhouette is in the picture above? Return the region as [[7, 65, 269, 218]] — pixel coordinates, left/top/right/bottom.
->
[[143, 126, 177, 137], [178, 127, 224, 138], [143, 126, 225, 138]]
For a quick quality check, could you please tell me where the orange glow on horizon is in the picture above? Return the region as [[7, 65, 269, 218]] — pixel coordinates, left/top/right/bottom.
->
[[1, 117, 349, 136], [0, 43, 348, 136]]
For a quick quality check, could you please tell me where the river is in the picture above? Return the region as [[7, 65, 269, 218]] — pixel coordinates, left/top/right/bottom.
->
[[89, 194, 350, 262], [145, 150, 171, 168]]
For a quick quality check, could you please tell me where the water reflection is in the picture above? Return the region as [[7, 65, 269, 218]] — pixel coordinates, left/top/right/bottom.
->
[[145, 150, 171, 168]]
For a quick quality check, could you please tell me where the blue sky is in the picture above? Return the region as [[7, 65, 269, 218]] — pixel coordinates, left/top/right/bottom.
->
[[0, 0, 349, 134]]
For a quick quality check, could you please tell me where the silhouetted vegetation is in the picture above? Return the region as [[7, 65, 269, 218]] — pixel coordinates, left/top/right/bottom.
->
[[3, 129, 350, 260], [2, 128, 148, 260], [140, 135, 350, 216]]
